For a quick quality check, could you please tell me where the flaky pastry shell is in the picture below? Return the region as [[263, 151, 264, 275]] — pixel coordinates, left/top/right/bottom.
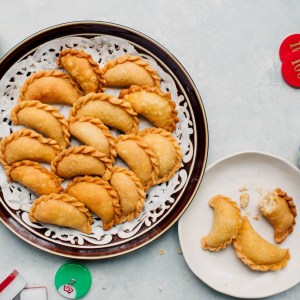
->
[[10, 100, 70, 148], [70, 92, 139, 134], [57, 48, 105, 93], [18, 70, 82, 105], [119, 85, 178, 132], [29, 193, 93, 234], [100, 54, 160, 88]]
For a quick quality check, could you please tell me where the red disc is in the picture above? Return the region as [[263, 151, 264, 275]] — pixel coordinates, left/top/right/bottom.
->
[[279, 34, 300, 61], [281, 50, 300, 88]]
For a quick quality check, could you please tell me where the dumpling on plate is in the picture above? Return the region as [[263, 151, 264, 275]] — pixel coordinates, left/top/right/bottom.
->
[[259, 188, 297, 243], [57, 48, 105, 93], [201, 195, 242, 251], [100, 54, 160, 88], [65, 176, 120, 231], [233, 217, 290, 271], [29, 193, 93, 234], [119, 85, 178, 132], [0, 129, 62, 168], [6, 160, 63, 195], [18, 70, 82, 105], [70, 93, 139, 134], [10, 100, 70, 148]]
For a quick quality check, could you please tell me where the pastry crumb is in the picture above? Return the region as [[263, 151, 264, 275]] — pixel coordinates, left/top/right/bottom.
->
[[253, 214, 259, 221], [239, 193, 250, 208], [159, 249, 166, 255], [239, 186, 248, 192]]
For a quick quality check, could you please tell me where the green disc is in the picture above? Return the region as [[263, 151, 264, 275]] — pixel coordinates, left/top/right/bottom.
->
[[55, 263, 92, 299]]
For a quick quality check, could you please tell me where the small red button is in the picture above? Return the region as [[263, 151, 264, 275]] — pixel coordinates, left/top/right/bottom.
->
[[281, 50, 300, 88], [279, 34, 300, 61]]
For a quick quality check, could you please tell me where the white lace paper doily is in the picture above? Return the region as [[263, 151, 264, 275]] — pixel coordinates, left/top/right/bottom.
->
[[0, 35, 195, 248]]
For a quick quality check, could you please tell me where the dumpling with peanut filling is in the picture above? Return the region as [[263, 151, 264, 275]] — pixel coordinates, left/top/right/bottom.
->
[[18, 70, 82, 105], [29, 193, 93, 234], [65, 176, 120, 231], [233, 217, 290, 271], [201, 195, 242, 251], [259, 188, 297, 244], [101, 54, 160, 88], [57, 49, 105, 93]]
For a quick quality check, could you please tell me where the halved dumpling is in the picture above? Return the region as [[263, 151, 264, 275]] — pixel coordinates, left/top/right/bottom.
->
[[68, 116, 116, 161], [259, 188, 297, 243], [18, 70, 82, 105], [100, 54, 160, 88], [201, 195, 242, 251], [115, 134, 159, 190], [233, 217, 290, 271], [120, 85, 178, 132], [65, 176, 120, 231], [51, 145, 112, 179], [110, 166, 146, 223], [10, 100, 70, 148], [0, 129, 62, 168], [139, 128, 182, 183], [6, 160, 63, 195], [29, 193, 93, 234], [57, 48, 105, 93], [70, 93, 139, 134]]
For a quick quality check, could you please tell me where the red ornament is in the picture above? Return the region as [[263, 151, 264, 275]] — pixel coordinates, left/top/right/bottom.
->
[[281, 50, 300, 88], [279, 34, 300, 61]]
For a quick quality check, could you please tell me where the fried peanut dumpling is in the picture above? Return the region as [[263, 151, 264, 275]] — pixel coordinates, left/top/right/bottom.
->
[[18, 70, 82, 105], [201, 195, 242, 251], [233, 217, 290, 271], [100, 54, 160, 88], [51, 145, 112, 180], [57, 49, 105, 93], [70, 93, 139, 134], [139, 128, 182, 184], [259, 188, 297, 244], [110, 166, 146, 224], [10, 100, 70, 148], [0, 129, 62, 168], [6, 160, 63, 196], [119, 85, 179, 132], [115, 134, 159, 190], [68, 116, 116, 162], [65, 176, 120, 231], [29, 193, 93, 234]]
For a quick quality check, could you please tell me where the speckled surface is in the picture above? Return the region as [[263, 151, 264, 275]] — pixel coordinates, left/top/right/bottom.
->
[[1, 1, 300, 299]]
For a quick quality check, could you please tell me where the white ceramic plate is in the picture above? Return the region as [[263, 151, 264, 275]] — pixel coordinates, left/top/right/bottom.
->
[[178, 151, 300, 298]]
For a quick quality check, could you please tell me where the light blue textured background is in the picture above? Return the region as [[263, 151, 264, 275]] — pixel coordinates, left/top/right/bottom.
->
[[1, 1, 300, 299]]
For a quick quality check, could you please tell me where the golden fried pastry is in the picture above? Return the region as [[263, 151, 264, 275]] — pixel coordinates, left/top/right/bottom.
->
[[110, 166, 146, 223], [115, 134, 159, 190], [70, 93, 139, 134], [139, 128, 182, 183], [29, 193, 93, 234], [259, 188, 297, 243], [51, 145, 112, 179], [10, 100, 70, 148], [101, 54, 160, 87], [65, 176, 120, 231], [68, 116, 116, 161], [119, 85, 178, 132], [18, 70, 82, 105], [233, 217, 290, 271], [6, 160, 63, 195], [0, 129, 62, 168], [201, 195, 242, 251], [57, 49, 105, 93]]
